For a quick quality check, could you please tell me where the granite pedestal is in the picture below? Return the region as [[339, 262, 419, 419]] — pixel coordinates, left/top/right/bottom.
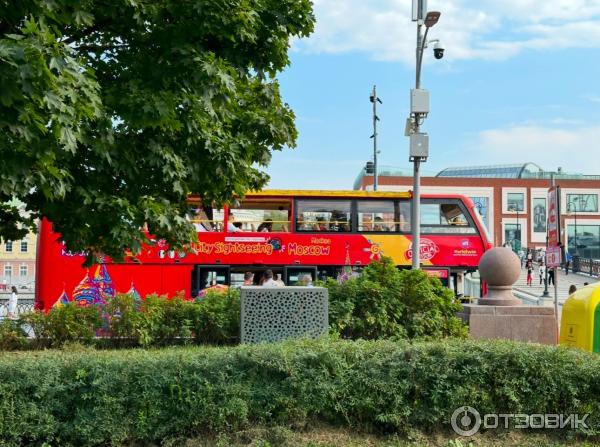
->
[[458, 304, 557, 345]]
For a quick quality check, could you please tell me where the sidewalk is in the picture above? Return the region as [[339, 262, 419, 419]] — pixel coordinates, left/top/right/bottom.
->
[[513, 265, 596, 305]]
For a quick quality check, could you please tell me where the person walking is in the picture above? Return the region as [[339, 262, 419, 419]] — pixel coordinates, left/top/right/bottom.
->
[[7, 286, 18, 320], [526, 264, 533, 286], [548, 267, 555, 286], [539, 262, 546, 285]]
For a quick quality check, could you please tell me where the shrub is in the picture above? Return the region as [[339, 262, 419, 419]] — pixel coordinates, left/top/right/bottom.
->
[[20, 304, 103, 348], [0, 319, 28, 351], [327, 257, 467, 340], [0, 339, 599, 446], [194, 288, 241, 344]]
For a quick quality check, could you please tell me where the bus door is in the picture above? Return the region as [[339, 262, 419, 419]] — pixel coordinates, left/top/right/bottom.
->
[[192, 265, 230, 297], [284, 266, 317, 286]]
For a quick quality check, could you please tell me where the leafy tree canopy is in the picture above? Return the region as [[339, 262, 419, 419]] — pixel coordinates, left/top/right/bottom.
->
[[0, 0, 314, 262]]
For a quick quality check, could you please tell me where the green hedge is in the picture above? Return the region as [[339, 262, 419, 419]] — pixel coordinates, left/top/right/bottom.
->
[[0, 339, 599, 446], [6, 289, 241, 349]]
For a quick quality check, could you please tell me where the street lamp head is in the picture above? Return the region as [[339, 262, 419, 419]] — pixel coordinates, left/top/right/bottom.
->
[[424, 11, 441, 28]]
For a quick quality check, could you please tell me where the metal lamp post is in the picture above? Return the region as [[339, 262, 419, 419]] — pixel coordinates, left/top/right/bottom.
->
[[509, 205, 521, 253], [408, 1, 441, 270], [568, 197, 579, 256], [370, 86, 382, 191]]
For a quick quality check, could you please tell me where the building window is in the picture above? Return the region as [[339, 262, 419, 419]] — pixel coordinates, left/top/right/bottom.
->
[[20, 240, 28, 253], [507, 193, 524, 212], [566, 194, 598, 212], [504, 223, 522, 252], [532, 198, 547, 233], [4, 265, 12, 277], [5, 241, 12, 253], [20, 265, 28, 277], [567, 224, 600, 259]]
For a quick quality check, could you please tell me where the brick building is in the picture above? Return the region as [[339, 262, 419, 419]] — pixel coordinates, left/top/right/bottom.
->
[[354, 163, 600, 258]]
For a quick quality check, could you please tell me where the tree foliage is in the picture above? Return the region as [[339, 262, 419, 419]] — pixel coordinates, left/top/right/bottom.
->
[[0, 0, 314, 261]]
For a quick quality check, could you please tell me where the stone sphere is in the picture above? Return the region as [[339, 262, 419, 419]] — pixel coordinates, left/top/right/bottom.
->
[[479, 247, 521, 287]]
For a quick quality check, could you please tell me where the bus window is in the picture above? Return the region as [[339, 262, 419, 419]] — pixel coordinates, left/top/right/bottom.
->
[[398, 201, 411, 232], [357, 200, 395, 232], [420, 201, 477, 234], [229, 200, 290, 232], [189, 206, 223, 231], [296, 200, 352, 232]]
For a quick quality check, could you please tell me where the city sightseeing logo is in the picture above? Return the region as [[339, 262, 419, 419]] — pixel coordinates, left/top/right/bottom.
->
[[405, 238, 439, 261]]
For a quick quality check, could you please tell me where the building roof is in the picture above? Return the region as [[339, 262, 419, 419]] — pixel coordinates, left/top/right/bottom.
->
[[354, 163, 600, 189], [436, 163, 545, 179]]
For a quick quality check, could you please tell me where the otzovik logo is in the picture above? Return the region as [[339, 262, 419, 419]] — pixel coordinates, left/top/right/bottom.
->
[[406, 238, 439, 261]]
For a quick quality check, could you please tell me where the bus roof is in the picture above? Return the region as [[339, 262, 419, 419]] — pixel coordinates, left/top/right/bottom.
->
[[245, 190, 412, 199]]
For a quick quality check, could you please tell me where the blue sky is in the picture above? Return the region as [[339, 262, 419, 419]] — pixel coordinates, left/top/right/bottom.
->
[[265, 0, 600, 189]]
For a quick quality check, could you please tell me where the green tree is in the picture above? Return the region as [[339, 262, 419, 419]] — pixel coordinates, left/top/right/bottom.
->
[[0, 0, 314, 262]]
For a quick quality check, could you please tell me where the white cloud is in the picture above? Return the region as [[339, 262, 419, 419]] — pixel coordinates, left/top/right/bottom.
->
[[294, 0, 600, 63], [463, 124, 600, 172]]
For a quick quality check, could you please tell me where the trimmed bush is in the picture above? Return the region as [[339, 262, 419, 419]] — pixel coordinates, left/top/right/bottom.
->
[[327, 257, 468, 340], [0, 339, 599, 446]]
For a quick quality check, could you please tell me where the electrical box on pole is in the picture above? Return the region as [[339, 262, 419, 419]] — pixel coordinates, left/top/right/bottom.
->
[[409, 133, 429, 160], [410, 89, 429, 114]]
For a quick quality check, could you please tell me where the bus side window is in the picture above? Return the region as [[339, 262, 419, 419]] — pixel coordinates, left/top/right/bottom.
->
[[357, 200, 395, 232], [420, 202, 476, 234], [296, 199, 352, 232]]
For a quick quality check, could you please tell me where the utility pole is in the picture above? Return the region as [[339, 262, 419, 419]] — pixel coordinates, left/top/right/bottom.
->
[[407, 1, 441, 269], [370, 85, 382, 191]]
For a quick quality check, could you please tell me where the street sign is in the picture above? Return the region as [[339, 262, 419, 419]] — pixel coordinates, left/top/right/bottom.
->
[[548, 186, 561, 247], [547, 246, 562, 268]]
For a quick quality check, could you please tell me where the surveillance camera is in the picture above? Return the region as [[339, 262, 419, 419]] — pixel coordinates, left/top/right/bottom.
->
[[433, 41, 445, 59]]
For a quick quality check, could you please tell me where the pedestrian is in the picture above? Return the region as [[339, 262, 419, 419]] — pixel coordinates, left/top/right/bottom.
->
[[539, 262, 546, 285], [568, 284, 577, 295], [261, 270, 278, 287], [7, 285, 18, 320], [548, 267, 555, 286], [518, 249, 525, 268], [526, 264, 533, 286], [243, 272, 254, 286], [274, 273, 285, 287]]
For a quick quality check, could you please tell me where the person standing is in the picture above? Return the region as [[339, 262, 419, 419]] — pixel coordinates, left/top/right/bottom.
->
[[526, 264, 533, 286], [7, 286, 18, 320], [548, 267, 555, 286]]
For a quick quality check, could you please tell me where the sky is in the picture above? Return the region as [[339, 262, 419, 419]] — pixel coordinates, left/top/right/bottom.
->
[[264, 0, 600, 189]]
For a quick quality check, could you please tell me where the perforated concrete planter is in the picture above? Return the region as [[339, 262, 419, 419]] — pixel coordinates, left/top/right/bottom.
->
[[240, 286, 329, 343]]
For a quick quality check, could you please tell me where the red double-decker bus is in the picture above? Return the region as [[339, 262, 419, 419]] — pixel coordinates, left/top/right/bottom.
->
[[36, 190, 492, 310]]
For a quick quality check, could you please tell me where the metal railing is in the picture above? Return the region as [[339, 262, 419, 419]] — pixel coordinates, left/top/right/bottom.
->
[[0, 298, 36, 318], [573, 257, 600, 277]]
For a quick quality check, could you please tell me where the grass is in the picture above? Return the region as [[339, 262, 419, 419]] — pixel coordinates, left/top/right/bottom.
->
[[163, 425, 600, 447]]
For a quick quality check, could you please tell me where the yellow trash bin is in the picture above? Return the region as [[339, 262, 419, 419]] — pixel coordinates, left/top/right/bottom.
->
[[560, 283, 600, 353]]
